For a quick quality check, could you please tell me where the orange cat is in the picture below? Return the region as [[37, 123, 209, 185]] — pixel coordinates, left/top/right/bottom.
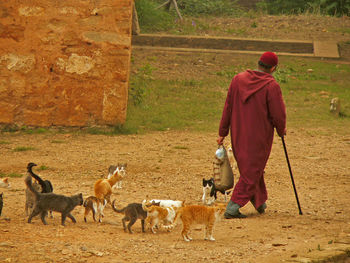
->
[[142, 200, 177, 233], [94, 169, 123, 204], [173, 204, 226, 241]]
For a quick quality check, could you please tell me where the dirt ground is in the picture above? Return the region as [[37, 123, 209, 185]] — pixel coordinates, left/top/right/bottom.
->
[[1, 128, 350, 263], [1, 15, 350, 263]]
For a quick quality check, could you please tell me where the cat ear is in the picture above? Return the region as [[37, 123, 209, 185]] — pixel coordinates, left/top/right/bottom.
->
[[3, 178, 8, 183]]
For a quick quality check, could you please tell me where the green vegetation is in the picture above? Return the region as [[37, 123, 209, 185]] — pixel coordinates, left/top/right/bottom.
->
[[37, 165, 49, 171], [257, 0, 349, 16], [176, 0, 243, 16], [50, 140, 65, 144], [173, 145, 189, 150], [135, 0, 175, 32], [0, 173, 23, 178], [13, 146, 36, 152], [0, 125, 49, 134], [127, 56, 350, 135], [135, 0, 349, 34]]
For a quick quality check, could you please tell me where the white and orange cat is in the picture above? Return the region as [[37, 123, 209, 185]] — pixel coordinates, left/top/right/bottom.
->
[[0, 178, 10, 188], [83, 196, 107, 223], [173, 203, 226, 241], [94, 168, 123, 204], [142, 200, 177, 234]]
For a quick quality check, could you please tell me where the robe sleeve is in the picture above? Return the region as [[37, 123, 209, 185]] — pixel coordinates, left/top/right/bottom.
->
[[219, 79, 234, 137], [267, 82, 286, 137]]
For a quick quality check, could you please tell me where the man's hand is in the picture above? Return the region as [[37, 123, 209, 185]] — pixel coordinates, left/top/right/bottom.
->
[[280, 128, 287, 137], [217, 136, 225, 145]]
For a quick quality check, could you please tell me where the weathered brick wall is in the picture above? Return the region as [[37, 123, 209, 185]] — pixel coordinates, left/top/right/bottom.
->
[[0, 0, 133, 127]]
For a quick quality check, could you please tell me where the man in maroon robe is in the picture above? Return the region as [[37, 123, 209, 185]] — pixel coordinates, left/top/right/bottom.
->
[[217, 52, 286, 219]]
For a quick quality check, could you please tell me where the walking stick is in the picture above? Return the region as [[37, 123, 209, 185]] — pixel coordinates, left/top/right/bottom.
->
[[281, 136, 303, 215]]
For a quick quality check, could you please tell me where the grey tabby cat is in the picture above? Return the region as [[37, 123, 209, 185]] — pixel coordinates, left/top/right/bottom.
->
[[25, 181, 41, 216], [25, 176, 83, 226]]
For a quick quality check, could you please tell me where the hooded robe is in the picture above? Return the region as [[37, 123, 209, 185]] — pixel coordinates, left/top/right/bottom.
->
[[219, 70, 286, 209]]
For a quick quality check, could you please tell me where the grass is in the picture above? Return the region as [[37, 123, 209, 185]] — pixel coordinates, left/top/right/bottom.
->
[[0, 173, 23, 178], [13, 146, 36, 152], [50, 140, 65, 144], [37, 165, 49, 171], [126, 55, 350, 135]]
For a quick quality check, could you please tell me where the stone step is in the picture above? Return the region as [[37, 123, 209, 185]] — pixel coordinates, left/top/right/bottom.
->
[[132, 34, 339, 58]]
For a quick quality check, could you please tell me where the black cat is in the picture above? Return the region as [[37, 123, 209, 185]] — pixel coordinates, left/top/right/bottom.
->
[[27, 162, 53, 193], [202, 178, 231, 205]]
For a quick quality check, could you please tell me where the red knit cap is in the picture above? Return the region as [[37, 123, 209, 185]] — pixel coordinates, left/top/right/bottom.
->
[[259, 52, 278, 67]]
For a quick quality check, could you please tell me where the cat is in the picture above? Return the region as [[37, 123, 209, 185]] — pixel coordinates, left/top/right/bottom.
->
[[172, 203, 226, 241], [0, 178, 10, 188], [108, 163, 127, 189], [27, 162, 54, 217], [111, 199, 147, 234], [0, 193, 3, 216], [144, 199, 184, 208], [141, 200, 177, 233], [25, 180, 41, 216], [94, 168, 124, 204], [25, 176, 83, 226], [226, 146, 237, 170], [202, 178, 231, 205], [330, 97, 341, 116], [83, 196, 107, 223], [27, 162, 53, 193]]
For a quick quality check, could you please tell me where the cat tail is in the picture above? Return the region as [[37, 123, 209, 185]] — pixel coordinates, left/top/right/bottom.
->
[[28, 166, 46, 192], [111, 199, 125, 213], [24, 176, 40, 199]]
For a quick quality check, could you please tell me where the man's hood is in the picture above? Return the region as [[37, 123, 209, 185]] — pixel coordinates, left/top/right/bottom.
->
[[237, 70, 276, 103]]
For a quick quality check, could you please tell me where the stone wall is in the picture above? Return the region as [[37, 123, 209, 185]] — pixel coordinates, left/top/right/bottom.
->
[[0, 0, 133, 127]]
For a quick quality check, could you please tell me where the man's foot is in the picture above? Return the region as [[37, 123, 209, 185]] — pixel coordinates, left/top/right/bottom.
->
[[257, 203, 267, 214], [224, 201, 247, 219], [224, 211, 247, 219]]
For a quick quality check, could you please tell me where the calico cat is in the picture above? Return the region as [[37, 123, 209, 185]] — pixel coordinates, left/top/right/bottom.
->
[[27, 162, 53, 193], [108, 163, 127, 189], [0, 193, 3, 216], [0, 178, 10, 188], [172, 203, 226, 241], [25, 181, 41, 216], [83, 196, 107, 223], [111, 199, 147, 234], [94, 169, 124, 204], [25, 176, 83, 226], [142, 201, 177, 234], [202, 178, 231, 205]]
